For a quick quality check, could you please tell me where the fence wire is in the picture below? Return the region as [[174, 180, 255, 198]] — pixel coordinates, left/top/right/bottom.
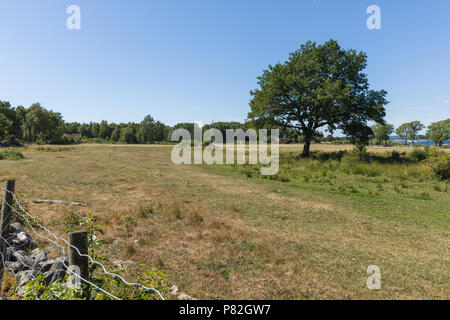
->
[[0, 186, 164, 300]]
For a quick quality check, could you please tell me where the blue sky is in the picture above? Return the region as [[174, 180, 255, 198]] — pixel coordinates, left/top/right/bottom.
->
[[0, 0, 449, 130]]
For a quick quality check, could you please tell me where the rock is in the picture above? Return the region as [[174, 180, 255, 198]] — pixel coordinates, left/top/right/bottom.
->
[[29, 241, 38, 250], [30, 249, 47, 264], [5, 261, 30, 273], [9, 222, 24, 234], [16, 269, 42, 296], [15, 231, 31, 242], [5, 247, 15, 261], [170, 284, 197, 300], [12, 250, 35, 268], [112, 260, 133, 269], [43, 259, 67, 286], [170, 285, 179, 295], [54, 256, 68, 265], [16, 270, 33, 286], [177, 292, 197, 300], [43, 269, 66, 286], [12, 231, 32, 250], [38, 259, 56, 273]]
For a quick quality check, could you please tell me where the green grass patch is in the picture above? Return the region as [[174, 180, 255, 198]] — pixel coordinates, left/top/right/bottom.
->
[[208, 148, 449, 229], [0, 149, 25, 160]]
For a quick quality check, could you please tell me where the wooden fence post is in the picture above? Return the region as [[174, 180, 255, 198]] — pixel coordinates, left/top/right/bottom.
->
[[68, 231, 89, 281], [0, 180, 16, 294]]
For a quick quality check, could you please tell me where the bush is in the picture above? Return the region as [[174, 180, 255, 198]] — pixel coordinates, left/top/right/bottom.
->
[[60, 135, 75, 145], [0, 149, 24, 160], [390, 150, 401, 161], [409, 149, 427, 162], [353, 144, 369, 160], [428, 153, 450, 181], [36, 139, 46, 145], [424, 146, 442, 158]]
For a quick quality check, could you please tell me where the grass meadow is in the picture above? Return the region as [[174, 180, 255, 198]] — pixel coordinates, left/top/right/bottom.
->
[[0, 143, 448, 299]]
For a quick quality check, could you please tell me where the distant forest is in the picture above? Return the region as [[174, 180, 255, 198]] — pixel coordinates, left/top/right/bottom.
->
[[0, 101, 308, 145], [0, 101, 448, 147]]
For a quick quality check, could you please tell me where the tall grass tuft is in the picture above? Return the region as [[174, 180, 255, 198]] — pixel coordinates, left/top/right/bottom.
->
[[0, 149, 24, 160]]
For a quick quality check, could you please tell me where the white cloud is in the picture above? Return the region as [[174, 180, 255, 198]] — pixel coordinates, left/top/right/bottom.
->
[[441, 99, 450, 103]]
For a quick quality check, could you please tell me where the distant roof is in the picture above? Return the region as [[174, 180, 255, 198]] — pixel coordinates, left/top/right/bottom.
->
[[64, 133, 81, 139]]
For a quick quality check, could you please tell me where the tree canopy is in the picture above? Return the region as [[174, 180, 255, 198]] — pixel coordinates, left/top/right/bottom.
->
[[0, 101, 174, 145], [396, 121, 425, 146], [372, 123, 394, 146], [427, 119, 450, 147], [248, 40, 388, 157], [395, 123, 410, 145], [406, 121, 425, 146]]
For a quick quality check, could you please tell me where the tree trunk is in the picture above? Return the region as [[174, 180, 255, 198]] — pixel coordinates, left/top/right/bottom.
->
[[302, 138, 311, 157]]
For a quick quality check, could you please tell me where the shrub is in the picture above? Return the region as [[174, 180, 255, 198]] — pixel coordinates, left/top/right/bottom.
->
[[22, 274, 83, 300], [390, 150, 401, 161], [428, 153, 450, 181], [424, 146, 442, 158], [353, 144, 369, 160], [60, 134, 75, 145], [409, 149, 427, 162], [0, 149, 24, 160], [36, 139, 47, 145]]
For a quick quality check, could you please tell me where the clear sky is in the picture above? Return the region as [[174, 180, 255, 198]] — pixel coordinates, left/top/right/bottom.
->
[[0, 0, 449, 129]]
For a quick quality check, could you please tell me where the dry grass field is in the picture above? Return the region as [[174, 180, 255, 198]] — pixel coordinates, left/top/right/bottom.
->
[[1, 143, 449, 299]]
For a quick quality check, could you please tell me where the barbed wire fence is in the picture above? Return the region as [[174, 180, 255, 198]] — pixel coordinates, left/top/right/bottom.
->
[[0, 180, 165, 300]]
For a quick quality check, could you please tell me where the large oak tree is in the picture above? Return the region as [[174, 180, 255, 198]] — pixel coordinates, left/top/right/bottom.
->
[[248, 40, 388, 157]]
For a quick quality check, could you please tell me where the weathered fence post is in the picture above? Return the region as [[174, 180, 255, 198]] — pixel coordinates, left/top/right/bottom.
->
[[0, 180, 16, 294], [68, 231, 89, 281]]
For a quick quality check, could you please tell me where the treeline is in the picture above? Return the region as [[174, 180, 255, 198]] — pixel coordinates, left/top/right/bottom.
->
[[0, 101, 250, 145], [1, 100, 449, 147], [0, 102, 64, 144], [0, 100, 302, 145], [65, 116, 171, 144], [371, 120, 450, 147], [0, 101, 173, 145]]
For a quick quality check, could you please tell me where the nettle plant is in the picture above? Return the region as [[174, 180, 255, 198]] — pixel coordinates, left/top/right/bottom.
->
[[21, 212, 169, 300]]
